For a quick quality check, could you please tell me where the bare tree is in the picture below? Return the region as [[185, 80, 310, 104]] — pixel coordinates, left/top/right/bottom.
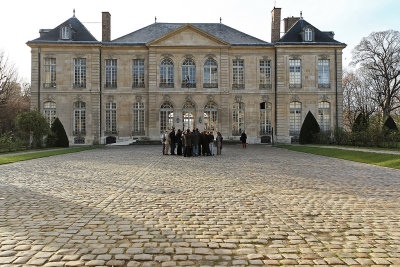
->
[[343, 69, 377, 128], [352, 30, 400, 119], [0, 50, 30, 134]]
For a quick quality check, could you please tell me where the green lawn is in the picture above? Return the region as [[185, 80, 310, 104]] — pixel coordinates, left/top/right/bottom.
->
[[0, 147, 97, 165], [278, 145, 400, 169]]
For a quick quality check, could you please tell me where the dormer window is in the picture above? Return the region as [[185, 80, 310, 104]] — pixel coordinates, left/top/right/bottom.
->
[[304, 28, 312, 42], [61, 26, 71, 40]]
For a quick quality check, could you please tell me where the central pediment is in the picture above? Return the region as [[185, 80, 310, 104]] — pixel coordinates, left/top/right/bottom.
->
[[147, 24, 230, 47]]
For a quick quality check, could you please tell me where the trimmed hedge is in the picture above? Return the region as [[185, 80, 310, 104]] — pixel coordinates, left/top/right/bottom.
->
[[299, 111, 320, 144]]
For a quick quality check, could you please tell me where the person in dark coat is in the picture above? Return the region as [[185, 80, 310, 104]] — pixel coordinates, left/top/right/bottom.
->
[[192, 128, 200, 156], [216, 132, 223, 155], [184, 129, 192, 157], [208, 132, 214, 155], [169, 127, 176, 155], [240, 131, 247, 148], [201, 131, 210, 156], [176, 129, 182, 155]]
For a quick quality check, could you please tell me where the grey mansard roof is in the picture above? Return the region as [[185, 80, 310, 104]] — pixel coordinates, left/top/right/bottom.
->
[[277, 18, 345, 45], [111, 23, 271, 46], [27, 17, 98, 44]]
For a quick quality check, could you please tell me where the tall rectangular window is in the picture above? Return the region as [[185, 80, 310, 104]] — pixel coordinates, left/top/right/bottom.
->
[[259, 60, 271, 89], [318, 59, 330, 88], [289, 101, 302, 135], [105, 59, 117, 88], [289, 59, 301, 88], [133, 102, 145, 135], [105, 102, 117, 134], [133, 59, 145, 88], [232, 60, 244, 89], [43, 102, 56, 126], [260, 102, 272, 135], [74, 58, 86, 88], [73, 102, 86, 135], [232, 102, 245, 135], [44, 58, 56, 88], [318, 101, 331, 131]]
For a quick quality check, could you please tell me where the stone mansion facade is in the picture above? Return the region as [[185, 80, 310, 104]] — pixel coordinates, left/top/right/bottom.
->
[[27, 8, 346, 145]]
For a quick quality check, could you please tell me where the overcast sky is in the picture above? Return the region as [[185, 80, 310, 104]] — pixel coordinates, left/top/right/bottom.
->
[[1, 0, 399, 82]]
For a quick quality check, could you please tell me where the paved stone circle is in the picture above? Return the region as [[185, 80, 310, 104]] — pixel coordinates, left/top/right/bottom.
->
[[0, 145, 399, 266]]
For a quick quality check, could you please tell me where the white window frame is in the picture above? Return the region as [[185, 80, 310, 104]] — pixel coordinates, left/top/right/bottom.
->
[[105, 102, 117, 135], [105, 59, 117, 88], [160, 58, 174, 87], [318, 101, 331, 131], [232, 102, 245, 135], [61, 26, 71, 40], [133, 102, 145, 135], [260, 102, 272, 135], [232, 59, 244, 89], [44, 58, 56, 88], [318, 59, 330, 88], [204, 102, 218, 132], [259, 60, 271, 89], [43, 101, 56, 126], [133, 59, 145, 88], [305, 28, 313, 42], [74, 58, 86, 88], [289, 59, 301, 88], [182, 59, 196, 87], [289, 101, 302, 135], [203, 58, 218, 88], [160, 103, 174, 132], [73, 101, 86, 135]]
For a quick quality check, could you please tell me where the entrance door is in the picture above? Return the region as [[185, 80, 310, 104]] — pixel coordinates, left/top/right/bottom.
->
[[183, 112, 195, 131]]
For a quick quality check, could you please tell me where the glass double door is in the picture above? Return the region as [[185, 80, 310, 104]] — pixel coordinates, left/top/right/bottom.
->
[[183, 111, 195, 131]]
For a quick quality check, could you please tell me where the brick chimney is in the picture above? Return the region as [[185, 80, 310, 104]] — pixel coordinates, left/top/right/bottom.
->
[[102, 12, 111, 42], [284, 16, 300, 33], [271, 7, 281, 43]]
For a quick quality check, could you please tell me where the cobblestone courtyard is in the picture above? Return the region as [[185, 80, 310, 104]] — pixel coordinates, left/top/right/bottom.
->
[[1, 145, 400, 266]]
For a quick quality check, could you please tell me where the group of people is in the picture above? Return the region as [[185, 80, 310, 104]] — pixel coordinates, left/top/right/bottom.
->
[[161, 128, 223, 157]]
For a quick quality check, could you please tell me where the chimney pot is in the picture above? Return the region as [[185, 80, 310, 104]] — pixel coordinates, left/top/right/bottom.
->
[[271, 7, 281, 43], [102, 12, 111, 42]]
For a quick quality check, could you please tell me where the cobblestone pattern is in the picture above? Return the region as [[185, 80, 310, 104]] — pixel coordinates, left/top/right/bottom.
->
[[0, 145, 399, 266]]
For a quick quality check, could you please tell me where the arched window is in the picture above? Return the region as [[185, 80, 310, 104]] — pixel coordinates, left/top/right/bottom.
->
[[105, 102, 117, 135], [133, 102, 145, 135], [204, 102, 218, 132], [160, 58, 174, 88], [203, 59, 218, 88], [305, 28, 312, 42], [182, 59, 196, 88], [182, 101, 196, 131], [43, 101, 56, 126], [160, 102, 174, 132], [61, 26, 71, 40], [232, 102, 245, 135], [260, 102, 272, 135], [289, 101, 302, 135], [73, 101, 86, 135], [318, 101, 330, 131]]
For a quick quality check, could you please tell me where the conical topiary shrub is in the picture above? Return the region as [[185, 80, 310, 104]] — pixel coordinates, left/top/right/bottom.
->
[[383, 115, 398, 132], [352, 112, 369, 133], [48, 118, 69, 147], [299, 111, 320, 144]]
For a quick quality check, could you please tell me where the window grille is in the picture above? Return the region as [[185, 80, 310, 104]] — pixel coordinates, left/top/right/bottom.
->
[[160, 103, 174, 132], [74, 58, 86, 88], [43, 101, 56, 126], [318, 101, 330, 131], [259, 60, 271, 89], [44, 58, 56, 88], [289, 101, 302, 135], [132, 59, 145, 88], [289, 59, 301, 88], [73, 101, 86, 135], [203, 59, 218, 88], [232, 60, 244, 89], [318, 60, 330, 88], [105, 102, 117, 135], [105, 59, 117, 88], [260, 102, 272, 135], [232, 102, 245, 135], [133, 102, 145, 135], [181, 59, 196, 88], [160, 58, 174, 88]]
